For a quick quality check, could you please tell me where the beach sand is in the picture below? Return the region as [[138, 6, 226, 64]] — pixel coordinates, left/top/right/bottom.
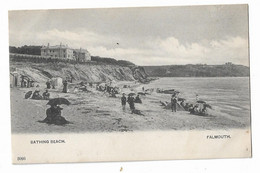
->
[[10, 81, 248, 133]]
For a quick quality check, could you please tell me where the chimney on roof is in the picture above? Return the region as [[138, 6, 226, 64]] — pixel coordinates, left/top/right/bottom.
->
[[60, 42, 62, 47], [47, 43, 50, 47]]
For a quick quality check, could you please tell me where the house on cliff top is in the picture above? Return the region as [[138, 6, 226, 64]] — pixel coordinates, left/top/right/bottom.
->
[[41, 43, 91, 62]]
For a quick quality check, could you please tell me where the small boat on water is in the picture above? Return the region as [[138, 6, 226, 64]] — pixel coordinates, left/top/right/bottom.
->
[[156, 88, 176, 94]]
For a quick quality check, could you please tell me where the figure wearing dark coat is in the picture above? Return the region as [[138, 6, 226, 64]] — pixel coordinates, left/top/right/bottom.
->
[[62, 80, 68, 93], [31, 90, 42, 100], [42, 90, 50, 100], [121, 94, 126, 111], [134, 95, 142, 103], [171, 96, 177, 112], [127, 96, 135, 111], [43, 105, 68, 125], [46, 81, 51, 89]]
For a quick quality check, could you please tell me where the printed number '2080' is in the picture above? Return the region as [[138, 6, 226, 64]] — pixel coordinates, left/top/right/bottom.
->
[[17, 157, 26, 161]]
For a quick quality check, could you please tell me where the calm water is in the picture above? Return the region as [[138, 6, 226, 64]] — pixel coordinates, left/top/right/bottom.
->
[[146, 77, 250, 120]]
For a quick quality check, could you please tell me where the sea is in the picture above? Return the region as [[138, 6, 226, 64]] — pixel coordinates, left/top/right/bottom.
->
[[145, 77, 251, 124]]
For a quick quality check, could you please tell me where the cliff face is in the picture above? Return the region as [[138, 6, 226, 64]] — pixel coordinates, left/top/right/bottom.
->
[[10, 61, 149, 84], [131, 66, 151, 83]]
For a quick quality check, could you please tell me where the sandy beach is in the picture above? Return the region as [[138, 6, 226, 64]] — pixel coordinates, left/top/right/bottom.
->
[[10, 79, 249, 134]]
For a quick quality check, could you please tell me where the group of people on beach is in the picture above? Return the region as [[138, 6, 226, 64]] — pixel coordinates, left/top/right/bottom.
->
[[31, 89, 50, 100], [25, 85, 50, 101], [20, 76, 35, 88], [96, 83, 120, 98], [22, 79, 71, 125], [121, 93, 143, 115], [46, 79, 69, 93], [22, 76, 212, 127], [169, 92, 210, 116], [27, 79, 65, 100]]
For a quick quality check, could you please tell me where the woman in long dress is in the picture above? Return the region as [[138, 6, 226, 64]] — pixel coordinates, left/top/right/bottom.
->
[[42, 104, 69, 125]]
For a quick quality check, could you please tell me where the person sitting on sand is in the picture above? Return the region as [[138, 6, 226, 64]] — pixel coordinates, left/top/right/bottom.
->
[[180, 100, 185, 108], [160, 101, 168, 107], [31, 90, 42, 100], [201, 104, 208, 116], [184, 103, 190, 111], [79, 85, 88, 92], [134, 94, 142, 103], [110, 89, 116, 98], [42, 104, 69, 125], [190, 105, 199, 115], [42, 90, 50, 100], [188, 104, 194, 112]]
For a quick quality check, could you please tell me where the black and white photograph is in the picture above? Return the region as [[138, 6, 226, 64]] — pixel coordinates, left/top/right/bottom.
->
[[8, 4, 251, 163]]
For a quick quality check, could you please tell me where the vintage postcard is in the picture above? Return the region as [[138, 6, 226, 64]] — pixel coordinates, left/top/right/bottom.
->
[[9, 4, 251, 164]]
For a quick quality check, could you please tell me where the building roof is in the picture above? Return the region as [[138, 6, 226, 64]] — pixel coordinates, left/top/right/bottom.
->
[[41, 45, 72, 50], [73, 48, 90, 53]]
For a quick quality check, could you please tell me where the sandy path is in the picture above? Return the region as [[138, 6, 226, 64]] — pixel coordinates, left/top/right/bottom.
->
[[10, 81, 248, 133]]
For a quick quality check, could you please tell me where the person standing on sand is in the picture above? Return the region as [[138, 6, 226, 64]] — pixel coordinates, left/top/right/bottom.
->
[[46, 80, 51, 89], [171, 94, 177, 112], [52, 82, 55, 89], [62, 80, 68, 93], [121, 93, 127, 111], [127, 95, 135, 113]]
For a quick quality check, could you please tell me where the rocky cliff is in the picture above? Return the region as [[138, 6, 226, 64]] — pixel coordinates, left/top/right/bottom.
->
[[10, 61, 150, 84]]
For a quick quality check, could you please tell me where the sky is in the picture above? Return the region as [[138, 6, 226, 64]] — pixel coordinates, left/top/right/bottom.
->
[[8, 5, 249, 66]]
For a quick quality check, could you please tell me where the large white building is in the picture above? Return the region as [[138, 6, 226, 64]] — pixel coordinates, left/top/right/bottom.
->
[[41, 43, 74, 59], [41, 43, 91, 62]]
